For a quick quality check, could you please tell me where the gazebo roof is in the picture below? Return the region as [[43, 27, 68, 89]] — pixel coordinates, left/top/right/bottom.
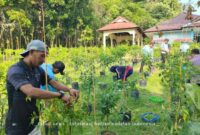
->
[[97, 16, 139, 32]]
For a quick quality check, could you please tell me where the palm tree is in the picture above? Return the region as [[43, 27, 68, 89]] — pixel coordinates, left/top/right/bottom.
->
[[198, 1, 200, 7]]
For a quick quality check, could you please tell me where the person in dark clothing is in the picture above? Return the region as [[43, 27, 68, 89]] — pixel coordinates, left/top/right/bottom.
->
[[5, 40, 79, 135], [110, 66, 133, 81]]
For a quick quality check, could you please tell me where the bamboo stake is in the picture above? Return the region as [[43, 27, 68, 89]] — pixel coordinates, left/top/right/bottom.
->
[[92, 60, 98, 135], [39, 0, 48, 91]]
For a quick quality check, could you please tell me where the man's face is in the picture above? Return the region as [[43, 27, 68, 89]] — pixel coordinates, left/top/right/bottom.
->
[[30, 50, 46, 67]]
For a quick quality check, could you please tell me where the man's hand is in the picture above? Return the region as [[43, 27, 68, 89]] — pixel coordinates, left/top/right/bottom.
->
[[69, 89, 79, 100], [61, 95, 72, 106], [49, 80, 80, 100]]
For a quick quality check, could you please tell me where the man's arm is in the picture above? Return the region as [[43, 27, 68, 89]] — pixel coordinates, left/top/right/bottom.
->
[[39, 66, 79, 99], [49, 80, 79, 99], [20, 84, 72, 106], [20, 84, 60, 99], [115, 68, 120, 79], [49, 80, 71, 92], [7, 66, 71, 105]]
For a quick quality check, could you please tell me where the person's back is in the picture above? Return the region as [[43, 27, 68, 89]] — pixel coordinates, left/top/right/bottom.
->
[[110, 66, 133, 81], [190, 54, 200, 66], [190, 49, 200, 67], [142, 45, 153, 58], [40, 63, 57, 92], [189, 49, 200, 85], [139, 41, 154, 73]]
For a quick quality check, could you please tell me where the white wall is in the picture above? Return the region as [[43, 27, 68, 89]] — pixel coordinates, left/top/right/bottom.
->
[[152, 30, 194, 43]]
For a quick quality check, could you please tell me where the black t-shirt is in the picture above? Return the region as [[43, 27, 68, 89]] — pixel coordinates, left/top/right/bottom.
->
[[5, 59, 52, 135]]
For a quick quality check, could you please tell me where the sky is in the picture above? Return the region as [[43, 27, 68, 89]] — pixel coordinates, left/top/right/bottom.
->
[[180, 0, 200, 15]]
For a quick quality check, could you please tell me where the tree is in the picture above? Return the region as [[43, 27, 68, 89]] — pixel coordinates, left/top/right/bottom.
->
[[79, 25, 93, 46], [148, 3, 172, 20], [0, 0, 183, 47], [0, 0, 5, 6], [6, 9, 31, 46]]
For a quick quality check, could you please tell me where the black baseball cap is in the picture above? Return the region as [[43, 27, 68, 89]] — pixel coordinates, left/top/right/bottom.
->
[[52, 61, 65, 75]]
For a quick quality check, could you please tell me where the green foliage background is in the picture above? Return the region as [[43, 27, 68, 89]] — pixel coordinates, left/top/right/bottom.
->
[[0, 0, 182, 48]]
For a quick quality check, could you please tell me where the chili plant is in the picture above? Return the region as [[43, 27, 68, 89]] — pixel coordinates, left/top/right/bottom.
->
[[80, 68, 93, 114], [98, 91, 119, 125], [159, 51, 193, 134], [99, 51, 115, 73]]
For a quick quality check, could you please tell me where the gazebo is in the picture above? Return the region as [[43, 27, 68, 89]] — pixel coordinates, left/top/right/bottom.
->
[[97, 16, 145, 49]]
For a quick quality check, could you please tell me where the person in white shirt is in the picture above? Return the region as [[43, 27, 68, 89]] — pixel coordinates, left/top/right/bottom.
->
[[139, 41, 154, 73], [180, 41, 190, 53], [160, 38, 170, 63]]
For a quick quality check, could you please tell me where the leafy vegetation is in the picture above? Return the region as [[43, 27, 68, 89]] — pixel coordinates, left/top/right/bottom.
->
[[1, 0, 200, 134], [0, 0, 182, 48]]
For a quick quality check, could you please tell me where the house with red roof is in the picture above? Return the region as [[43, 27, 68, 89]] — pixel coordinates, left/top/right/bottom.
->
[[97, 16, 145, 49], [145, 12, 200, 43]]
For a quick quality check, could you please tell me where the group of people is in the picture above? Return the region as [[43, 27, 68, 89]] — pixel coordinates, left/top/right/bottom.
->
[[138, 38, 196, 73], [110, 38, 200, 82], [109, 39, 171, 80], [138, 38, 170, 73], [4, 39, 200, 135]]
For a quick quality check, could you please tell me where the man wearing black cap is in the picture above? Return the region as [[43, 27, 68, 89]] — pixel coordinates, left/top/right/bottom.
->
[[5, 40, 79, 135], [40, 61, 66, 92]]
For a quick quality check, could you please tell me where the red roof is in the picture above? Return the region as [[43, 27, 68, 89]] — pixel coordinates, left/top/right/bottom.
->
[[97, 16, 138, 32], [145, 12, 200, 33]]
